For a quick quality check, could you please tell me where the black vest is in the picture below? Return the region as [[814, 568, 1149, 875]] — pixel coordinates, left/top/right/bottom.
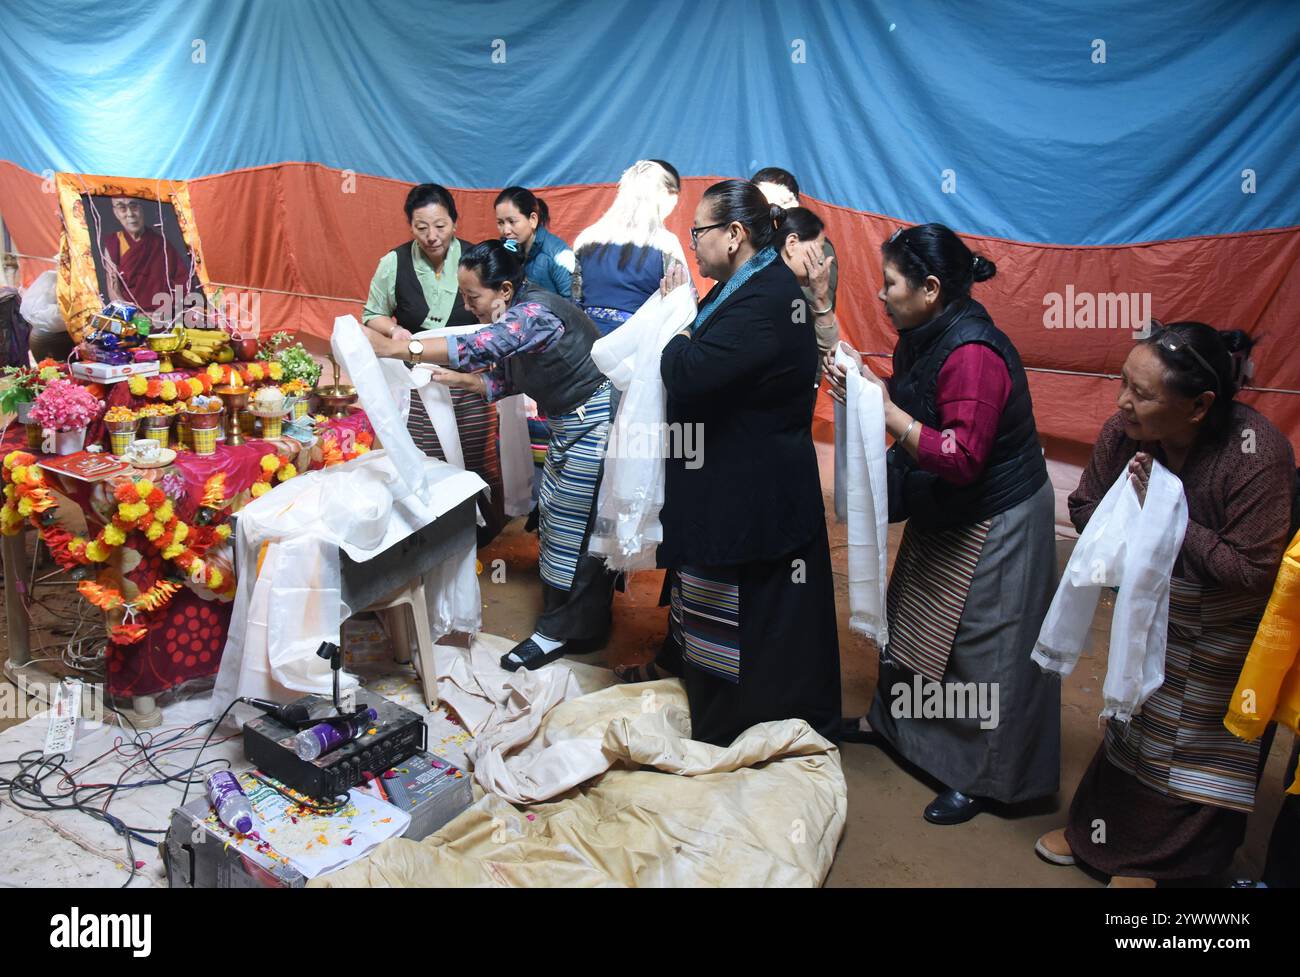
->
[[888, 298, 1047, 529], [391, 239, 478, 331], [504, 284, 606, 417]]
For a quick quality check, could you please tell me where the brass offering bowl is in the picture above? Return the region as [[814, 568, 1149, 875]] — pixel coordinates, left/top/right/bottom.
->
[[213, 385, 251, 446], [315, 384, 358, 418]]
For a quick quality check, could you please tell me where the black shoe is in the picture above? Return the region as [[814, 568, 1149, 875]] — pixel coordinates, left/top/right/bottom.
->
[[500, 637, 567, 672], [923, 789, 983, 825], [524, 505, 540, 533], [838, 716, 883, 745]]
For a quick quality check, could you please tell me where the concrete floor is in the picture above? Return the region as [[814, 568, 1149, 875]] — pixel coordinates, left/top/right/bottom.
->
[[2, 442, 1293, 886]]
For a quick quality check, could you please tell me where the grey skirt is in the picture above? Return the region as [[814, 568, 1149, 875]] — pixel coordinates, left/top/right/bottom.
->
[[868, 479, 1060, 804]]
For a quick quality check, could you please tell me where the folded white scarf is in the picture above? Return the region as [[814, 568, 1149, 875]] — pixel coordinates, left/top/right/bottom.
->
[[839, 348, 890, 647], [1032, 460, 1188, 722], [588, 284, 697, 571]]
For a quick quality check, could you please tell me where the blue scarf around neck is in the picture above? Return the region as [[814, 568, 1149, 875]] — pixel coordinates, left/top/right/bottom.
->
[[690, 246, 778, 334]]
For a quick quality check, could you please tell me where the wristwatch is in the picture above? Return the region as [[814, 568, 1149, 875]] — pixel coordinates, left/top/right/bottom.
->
[[406, 339, 424, 364]]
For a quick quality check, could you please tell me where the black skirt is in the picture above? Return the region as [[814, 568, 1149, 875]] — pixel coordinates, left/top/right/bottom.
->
[[657, 529, 841, 747]]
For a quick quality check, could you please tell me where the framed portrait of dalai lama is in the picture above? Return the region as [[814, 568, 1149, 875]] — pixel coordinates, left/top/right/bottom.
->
[[53, 173, 213, 341]]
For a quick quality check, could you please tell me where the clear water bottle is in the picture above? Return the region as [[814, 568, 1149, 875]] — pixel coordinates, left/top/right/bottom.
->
[[293, 708, 378, 761], [206, 770, 254, 835]]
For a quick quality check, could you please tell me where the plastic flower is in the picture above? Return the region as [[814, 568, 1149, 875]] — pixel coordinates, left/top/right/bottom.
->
[[29, 379, 102, 432]]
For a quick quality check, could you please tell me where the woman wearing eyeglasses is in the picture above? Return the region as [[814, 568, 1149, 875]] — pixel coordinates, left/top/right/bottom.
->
[[1035, 322, 1294, 886], [639, 179, 840, 747], [823, 223, 1060, 825]]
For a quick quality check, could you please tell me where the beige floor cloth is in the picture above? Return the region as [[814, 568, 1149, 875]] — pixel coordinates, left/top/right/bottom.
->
[[314, 670, 848, 887]]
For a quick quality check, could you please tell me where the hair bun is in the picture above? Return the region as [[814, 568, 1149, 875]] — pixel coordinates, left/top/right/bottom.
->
[[1217, 328, 1256, 356], [971, 253, 997, 282], [770, 203, 786, 227], [1218, 328, 1257, 391]]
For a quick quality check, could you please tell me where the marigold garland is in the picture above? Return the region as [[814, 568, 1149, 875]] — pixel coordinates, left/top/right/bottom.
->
[[1, 452, 237, 635], [128, 374, 212, 400], [205, 362, 284, 387]]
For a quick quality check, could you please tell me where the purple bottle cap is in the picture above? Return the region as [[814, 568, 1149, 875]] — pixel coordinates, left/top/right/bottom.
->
[[235, 815, 253, 834]]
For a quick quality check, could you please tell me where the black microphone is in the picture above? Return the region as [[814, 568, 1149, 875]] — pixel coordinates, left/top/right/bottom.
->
[[240, 697, 313, 727]]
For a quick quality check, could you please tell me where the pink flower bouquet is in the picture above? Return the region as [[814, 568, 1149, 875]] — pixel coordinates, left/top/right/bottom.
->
[[29, 379, 103, 432]]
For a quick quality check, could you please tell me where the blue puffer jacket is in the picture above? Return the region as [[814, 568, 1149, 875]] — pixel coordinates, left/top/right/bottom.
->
[[520, 226, 576, 299]]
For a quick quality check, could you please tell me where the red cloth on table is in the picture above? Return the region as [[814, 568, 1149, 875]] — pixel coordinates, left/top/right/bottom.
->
[[105, 547, 232, 696], [5, 409, 373, 696], [914, 343, 1012, 487]]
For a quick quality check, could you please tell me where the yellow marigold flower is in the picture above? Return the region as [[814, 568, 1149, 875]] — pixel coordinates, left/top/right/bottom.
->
[[260, 454, 281, 473], [156, 500, 174, 523], [128, 376, 148, 396], [174, 522, 189, 542], [207, 363, 222, 381], [250, 482, 271, 498], [11, 465, 27, 484], [38, 366, 60, 382], [135, 479, 154, 498], [68, 537, 86, 552], [85, 541, 110, 562], [160, 380, 178, 401], [121, 501, 151, 523], [215, 524, 232, 539], [354, 445, 370, 455], [276, 463, 297, 482], [16, 498, 32, 517], [162, 543, 185, 560], [102, 524, 127, 547], [207, 568, 223, 591], [268, 363, 283, 380], [248, 364, 264, 380], [146, 520, 166, 541]]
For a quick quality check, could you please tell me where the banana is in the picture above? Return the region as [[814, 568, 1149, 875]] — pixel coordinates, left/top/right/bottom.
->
[[184, 332, 229, 349]]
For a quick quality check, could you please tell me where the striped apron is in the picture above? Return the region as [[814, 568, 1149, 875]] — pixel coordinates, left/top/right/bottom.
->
[[1104, 578, 1269, 813], [538, 381, 612, 591], [670, 567, 742, 683], [884, 518, 992, 682]]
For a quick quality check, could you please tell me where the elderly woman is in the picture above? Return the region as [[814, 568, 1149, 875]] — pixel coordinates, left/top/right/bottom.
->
[[825, 223, 1060, 825], [366, 240, 617, 672], [1035, 322, 1294, 886], [636, 179, 840, 747], [362, 183, 506, 545]]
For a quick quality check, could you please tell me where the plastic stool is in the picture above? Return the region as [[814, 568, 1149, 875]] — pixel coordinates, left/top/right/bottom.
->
[[365, 579, 438, 710]]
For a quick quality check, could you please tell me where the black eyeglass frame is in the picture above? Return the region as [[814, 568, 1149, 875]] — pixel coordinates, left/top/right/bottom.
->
[[689, 220, 731, 247], [1152, 327, 1221, 397]]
